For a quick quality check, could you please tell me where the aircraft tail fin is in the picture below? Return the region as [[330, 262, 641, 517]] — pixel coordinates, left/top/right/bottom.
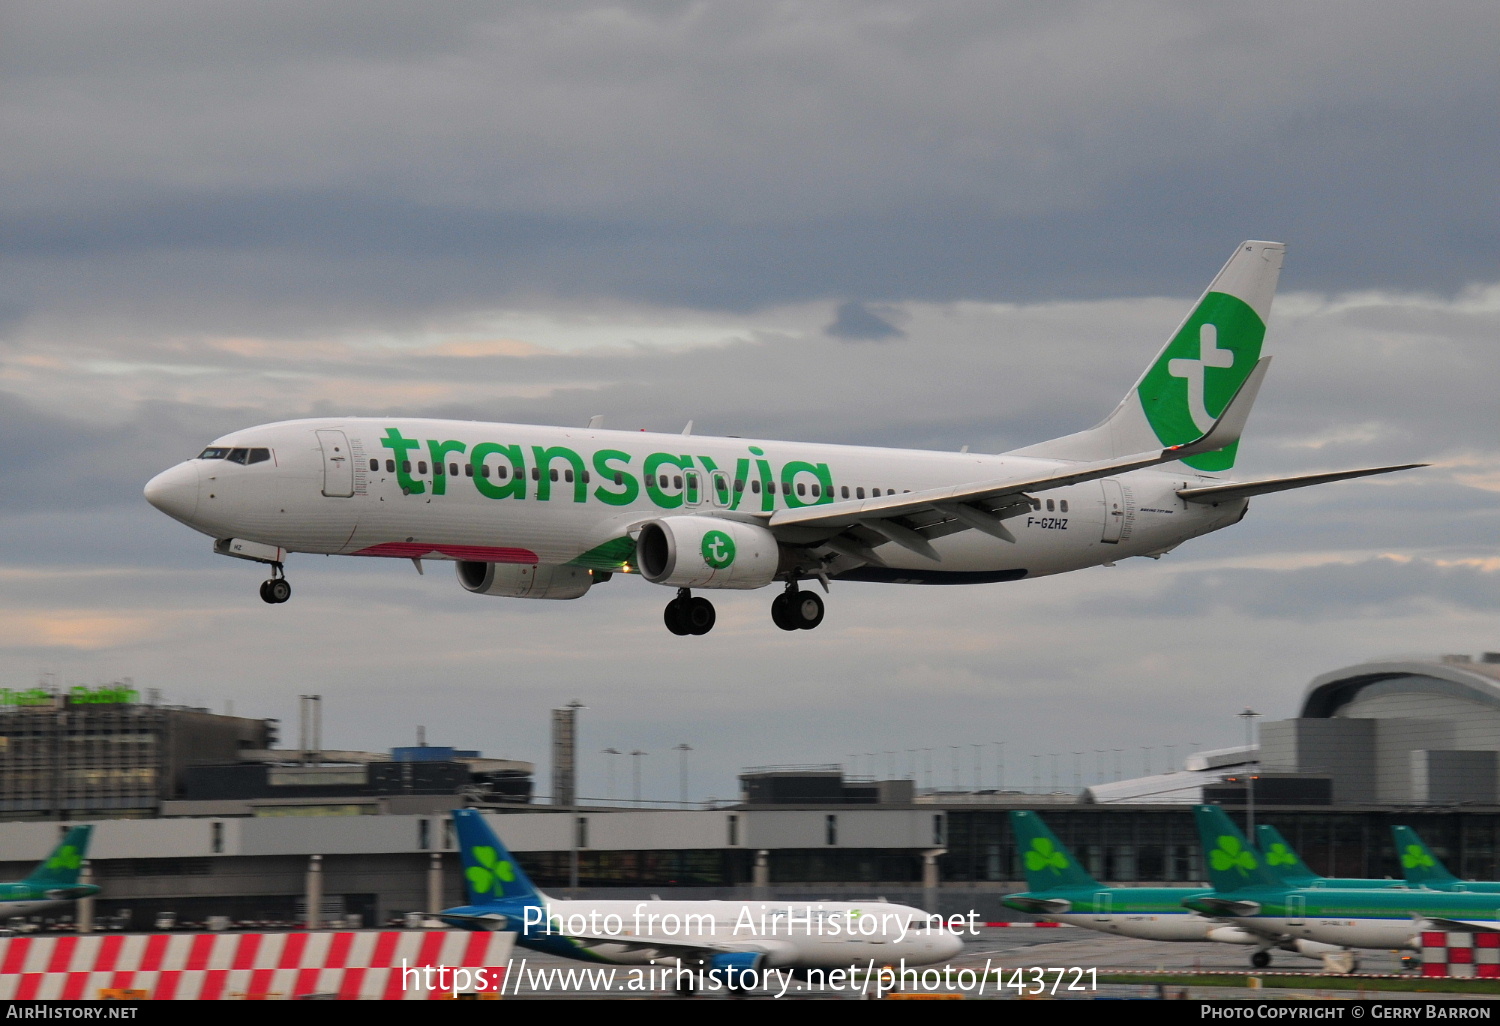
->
[[1393, 826, 1461, 888], [1009, 810, 1102, 892], [24, 826, 91, 888], [452, 809, 546, 906], [1254, 824, 1319, 886], [1012, 240, 1284, 472], [1192, 805, 1286, 894]]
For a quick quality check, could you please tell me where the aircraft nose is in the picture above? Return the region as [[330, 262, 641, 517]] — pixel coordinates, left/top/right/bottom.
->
[[939, 930, 965, 959], [144, 462, 200, 523]]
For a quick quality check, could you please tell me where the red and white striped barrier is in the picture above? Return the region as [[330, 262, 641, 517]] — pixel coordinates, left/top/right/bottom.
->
[[1421, 930, 1500, 979], [0, 930, 515, 1000], [982, 922, 1072, 928]]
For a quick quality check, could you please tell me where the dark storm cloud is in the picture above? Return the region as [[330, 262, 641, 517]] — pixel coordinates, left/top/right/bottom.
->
[[3, 1, 1498, 326]]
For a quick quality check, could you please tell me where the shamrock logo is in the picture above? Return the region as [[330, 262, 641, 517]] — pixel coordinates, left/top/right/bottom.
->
[[1266, 843, 1297, 867], [1210, 835, 1258, 876], [47, 846, 80, 872], [1402, 844, 1434, 870], [1025, 838, 1069, 874], [465, 845, 517, 896]]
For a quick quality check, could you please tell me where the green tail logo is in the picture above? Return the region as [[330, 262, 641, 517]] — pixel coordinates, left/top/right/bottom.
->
[[466, 844, 518, 896], [1137, 293, 1265, 471], [1401, 844, 1435, 870], [1265, 843, 1297, 868], [1025, 837, 1069, 874], [1211, 835, 1258, 876], [46, 845, 81, 873]]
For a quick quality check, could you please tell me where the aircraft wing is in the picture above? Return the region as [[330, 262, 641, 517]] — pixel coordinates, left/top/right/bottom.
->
[[767, 358, 1270, 559], [1177, 464, 1426, 505]]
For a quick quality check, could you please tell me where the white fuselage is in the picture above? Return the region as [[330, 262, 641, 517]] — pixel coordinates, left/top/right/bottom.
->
[[517, 898, 966, 968], [1048, 911, 1260, 945], [145, 417, 1247, 585]]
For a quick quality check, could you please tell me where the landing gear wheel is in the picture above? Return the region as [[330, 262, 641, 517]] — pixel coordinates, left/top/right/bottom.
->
[[685, 596, 716, 635], [263, 578, 291, 604], [770, 593, 798, 631], [790, 590, 824, 630], [664, 599, 691, 636], [1250, 950, 1271, 969], [259, 580, 275, 604]]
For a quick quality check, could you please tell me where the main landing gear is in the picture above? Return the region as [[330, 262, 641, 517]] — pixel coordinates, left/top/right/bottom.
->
[[258, 564, 291, 605], [664, 589, 716, 636], [771, 583, 824, 631], [1250, 950, 1272, 969]]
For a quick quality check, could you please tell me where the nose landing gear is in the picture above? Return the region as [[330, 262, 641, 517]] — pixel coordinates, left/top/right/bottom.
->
[[258, 564, 291, 605], [664, 589, 716, 636], [771, 583, 824, 631]]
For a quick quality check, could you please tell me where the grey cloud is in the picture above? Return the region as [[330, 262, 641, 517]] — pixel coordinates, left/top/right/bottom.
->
[[826, 301, 905, 340]]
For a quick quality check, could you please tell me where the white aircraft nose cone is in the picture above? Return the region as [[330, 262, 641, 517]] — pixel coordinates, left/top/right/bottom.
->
[[144, 462, 200, 523]]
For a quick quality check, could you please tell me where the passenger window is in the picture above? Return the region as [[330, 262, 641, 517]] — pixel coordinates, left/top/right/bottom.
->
[[856, 487, 865, 499], [646, 475, 656, 487], [1046, 499, 1054, 511], [550, 469, 559, 482], [564, 469, 573, 483], [841, 486, 849, 499], [227, 448, 249, 464], [248, 448, 270, 464], [614, 472, 624, 486], [402, 461, 411, 473], [1060, 500, 1069, 512], [482, 465, 491, 478], [385, 460, 395, 473], [811, 484, 820, 498], [464, 465, 473, 477], [449, 463, 458, 477], [1029, 498, 1040, 510], [369, 459, 378, 472], [674, 475, 682, 489], [434, 462, 445, 476], [419, 462, 428, 474], [531, 468, 540, 481], [796, 483, 806, 496], [733, 479, 744, 492], [495, 466, 505, 479], [751, 480, 761, 494]]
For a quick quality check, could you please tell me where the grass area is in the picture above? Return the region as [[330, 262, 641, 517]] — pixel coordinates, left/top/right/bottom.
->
[[1099, 972, 1500, 994]]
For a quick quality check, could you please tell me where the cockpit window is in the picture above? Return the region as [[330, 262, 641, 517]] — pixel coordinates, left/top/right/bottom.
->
[[199, 446, 270, 464], [248, 448, 270, 464], [198, 447, 231, 460], [227, 448, 250, 464]]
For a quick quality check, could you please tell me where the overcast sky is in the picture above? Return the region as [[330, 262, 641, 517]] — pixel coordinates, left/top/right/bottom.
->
[[2, 1, 1496, 805]]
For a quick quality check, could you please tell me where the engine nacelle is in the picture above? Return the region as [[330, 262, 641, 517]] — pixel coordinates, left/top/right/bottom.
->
[[636, 518, 780, 590], [456, 561, 593, 600]]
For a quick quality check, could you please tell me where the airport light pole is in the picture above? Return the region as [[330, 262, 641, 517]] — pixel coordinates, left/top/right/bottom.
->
[[971, 744, 983, 790], [630, 750, 648, 807], [673, 744, 693, 806], [601, 748, 622, 803], [993, 742, 1005, 792], [1240, 708, 1260, 835]]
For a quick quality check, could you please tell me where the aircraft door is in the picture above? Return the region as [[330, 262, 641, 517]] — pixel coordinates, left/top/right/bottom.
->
[[1094, 891, 1112, 922], [708, 470, 731, 509], [1287, 894, 1305, 925], [1100, 478, 1125, 543], [683, 470, 702, 507], [317, 429, 355, 498]]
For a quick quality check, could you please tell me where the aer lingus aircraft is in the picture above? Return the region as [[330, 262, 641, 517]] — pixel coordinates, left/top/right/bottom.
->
[[144, 241, 1421, 634], [438, 809, 962, 987], [0, 826, 98, 917], [1186, 805, 1500, 957], [1393, 825, 1500, 894], [1253, 824, 1408, 890], [1000, 810, 1345, 968]]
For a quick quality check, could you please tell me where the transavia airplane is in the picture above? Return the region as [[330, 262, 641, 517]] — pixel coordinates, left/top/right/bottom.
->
[[1186, 805, 1500, 955], [145, 241, 1422, 634], [1000, 811, 1347, 969], [437, 809, 963, 987], [0, 826, 98, 916]]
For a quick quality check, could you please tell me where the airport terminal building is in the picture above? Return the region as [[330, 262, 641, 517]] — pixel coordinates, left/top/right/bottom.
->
[[1, 654, 1499, 929]]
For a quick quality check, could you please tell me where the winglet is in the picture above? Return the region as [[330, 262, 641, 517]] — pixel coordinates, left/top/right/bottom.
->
[[1167, 357, 1270, 461]]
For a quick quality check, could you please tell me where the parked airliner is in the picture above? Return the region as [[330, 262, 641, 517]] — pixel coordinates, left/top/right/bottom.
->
[[145, 241, 1420, 633], [438, 809, 962, 989], [0, 826, 98, 917]]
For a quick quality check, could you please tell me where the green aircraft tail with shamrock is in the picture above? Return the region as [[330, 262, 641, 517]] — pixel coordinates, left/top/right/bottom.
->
[[1010, 810, 1105, 892], [1255, 823, 1408, 890]]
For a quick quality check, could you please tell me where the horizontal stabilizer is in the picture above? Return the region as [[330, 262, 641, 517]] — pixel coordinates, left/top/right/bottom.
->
[[1185, 896, 1262, 918], [1178, 463, 1426, 505]]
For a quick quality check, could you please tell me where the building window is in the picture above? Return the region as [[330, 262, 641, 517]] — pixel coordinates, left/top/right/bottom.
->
[[728, 814, 739, 847], [211, 821, 224, 854], [933, 814, 945, 846], [826, 814, 838, 846]]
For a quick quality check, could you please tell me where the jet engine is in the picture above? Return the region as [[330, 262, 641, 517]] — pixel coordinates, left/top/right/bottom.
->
[[635, 517, 780, 589], [456, 561, 593, 600]]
